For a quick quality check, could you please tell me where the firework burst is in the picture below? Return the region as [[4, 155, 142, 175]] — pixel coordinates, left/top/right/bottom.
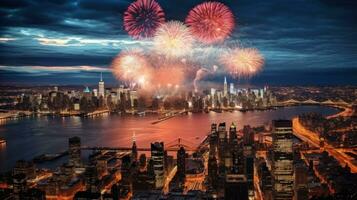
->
[[111, 50, 153, 84], [185, 1, 235, 44], [219, 48, 264, 78], [153, 21, 194, 58], [124, 0, 165, 39]]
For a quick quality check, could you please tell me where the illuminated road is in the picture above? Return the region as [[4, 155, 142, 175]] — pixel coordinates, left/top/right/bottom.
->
[[326, 106, 353, 119], [254, 174, 263, 200], [163, 166, 177, 194], [184, 173, 205, 193], [293, 117, 357, 173]]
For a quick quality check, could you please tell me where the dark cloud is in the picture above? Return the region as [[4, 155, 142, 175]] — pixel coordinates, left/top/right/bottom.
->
[[0, 0, 357, 85], [0, 0, 29, 9]]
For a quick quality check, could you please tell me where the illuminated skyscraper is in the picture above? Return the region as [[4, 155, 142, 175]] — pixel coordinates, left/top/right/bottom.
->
[[229, 123, 238, 146], [98, 72, 105, 97], [93, 89, 98, 97], [294, 163, 308, 200], [208, 154, 218, 189], [177, 147, 186, 181], [68, 136, 81, 167], [229, 83, 235, 95], [272, 120, 294, 200], [151, 142, 165, 189], [218, 123, 227, 168], [131, 132, 138, 163], [224, 76, 228, 97]]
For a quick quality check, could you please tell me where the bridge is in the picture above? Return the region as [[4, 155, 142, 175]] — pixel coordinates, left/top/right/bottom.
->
[[278, 98, 351, 107], [278, 99, 355, 118], [82, 138, 198, 152]]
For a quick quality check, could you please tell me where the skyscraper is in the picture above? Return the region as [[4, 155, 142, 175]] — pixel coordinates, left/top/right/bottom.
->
[[217, 123, 227, 168], [131, 133, 138, 163], [244, 156, 254, 198], [68, 136, 81, 167], [229, 83, 235, 95], [224, 76, 228, 97], [272, 120, 294, 200], [210, 123, 218, 153], [98, 72, 105, 97], [120, 154, 133, 194], [294, 163, 308, 200], [229, 123, 238, 147], [151, 142, 165, 189], [13, 173, 27, 200], [243, 125, 254, 146], [224, 174, 249, 200], [208, 154, 218, 189], [84, 165, 98, 193], [177, 147, 186, 181]]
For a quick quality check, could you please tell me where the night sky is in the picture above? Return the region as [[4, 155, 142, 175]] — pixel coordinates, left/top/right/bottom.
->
[[0, 0, 357, 86]]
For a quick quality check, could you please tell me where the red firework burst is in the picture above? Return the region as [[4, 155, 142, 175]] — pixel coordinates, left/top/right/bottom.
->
[[124, 0, 165, 39], [185, 1, 235, 44]]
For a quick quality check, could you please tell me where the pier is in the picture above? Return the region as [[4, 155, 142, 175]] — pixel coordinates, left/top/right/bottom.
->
[[84, 109, 110, 118]]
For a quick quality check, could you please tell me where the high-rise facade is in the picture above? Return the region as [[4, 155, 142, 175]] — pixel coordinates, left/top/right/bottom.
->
[[224, 76, 228, 97], [224, 174, 249, 200], [229, 83, 235, 95], [131, 133, 138, 163], [294, 163, 308, 200], [177, 147, 186, 181], [68, 136, 81, 167], [243, 125, 254, 146], [208, 155, 218, 189], [217, 123, 227, 169], [84, 165, 99, 193], [120, 154, 133, 194], [98, 72, 105, 97], [151, 142, 165, 189], [272, 120, 294, 200]]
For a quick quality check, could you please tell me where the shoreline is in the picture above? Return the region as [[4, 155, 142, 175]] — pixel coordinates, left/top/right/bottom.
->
[[0, 103, 346, 122]]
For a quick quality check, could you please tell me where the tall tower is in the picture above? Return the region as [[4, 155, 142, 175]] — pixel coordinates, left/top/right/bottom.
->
[[224, 76, 228, 97], [131, 132, 138, 163], [151, 142, 165, 189], [98, 72, 105, 97], [177, 147, 186, 182], [229, 83, 234, 95], [69, 136, 81, 167], [272, 120, 294, 200]]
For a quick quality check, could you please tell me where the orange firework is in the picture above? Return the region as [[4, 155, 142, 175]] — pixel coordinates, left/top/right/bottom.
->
[[111, 50, 153, 84], [219, 48, 264, 78], [154, 65, 185, 86]]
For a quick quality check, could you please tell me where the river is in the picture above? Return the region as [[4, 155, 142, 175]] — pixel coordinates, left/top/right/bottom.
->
[[0, 105, 339, 172]]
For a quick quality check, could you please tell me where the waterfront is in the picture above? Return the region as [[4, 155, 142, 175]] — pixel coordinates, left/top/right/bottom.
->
[[0, 105, 339, 172]]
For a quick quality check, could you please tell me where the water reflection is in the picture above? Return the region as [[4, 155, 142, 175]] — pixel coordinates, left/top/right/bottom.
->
[[0, 106, 339, 172]]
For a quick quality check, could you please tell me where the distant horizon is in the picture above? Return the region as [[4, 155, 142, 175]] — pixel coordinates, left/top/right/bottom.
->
[[1, 66, 357, 87]]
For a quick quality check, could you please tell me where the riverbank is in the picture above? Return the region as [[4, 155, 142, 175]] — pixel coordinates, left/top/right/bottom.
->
[[0, 105, 340, 172]]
